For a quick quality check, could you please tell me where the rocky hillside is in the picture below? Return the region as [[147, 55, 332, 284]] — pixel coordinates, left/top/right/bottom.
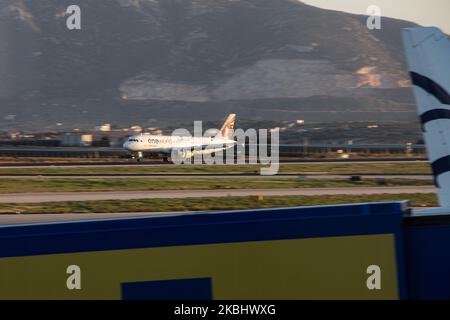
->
[[0, 0, 420, 130]]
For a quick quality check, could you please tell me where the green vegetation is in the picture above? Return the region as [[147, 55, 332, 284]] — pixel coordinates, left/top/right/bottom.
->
[[0, 194, 437, 214], [0, 162, 432, 175], [0, 177, 433, 193]]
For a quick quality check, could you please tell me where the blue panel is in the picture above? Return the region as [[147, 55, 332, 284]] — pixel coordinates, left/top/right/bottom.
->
[[0, 201, 408, 300], [404, 216, 450, 300], [0, 201, 407, 258], [0, 203, 404, 257], [121, 278, 212, 300]]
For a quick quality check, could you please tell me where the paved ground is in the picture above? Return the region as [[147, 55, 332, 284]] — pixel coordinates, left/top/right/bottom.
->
[[0, 159, 428, 169], [0, 207, 441, 225], [0, 186, 435, 204], [0, 174, 432, 180], [0, 212, 179, 225]]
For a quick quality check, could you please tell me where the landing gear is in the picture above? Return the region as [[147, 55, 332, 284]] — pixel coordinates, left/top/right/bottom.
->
[[131, 152, 144, 163]]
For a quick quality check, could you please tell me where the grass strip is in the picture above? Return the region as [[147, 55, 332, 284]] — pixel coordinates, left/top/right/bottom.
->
[[0, 177, 433, 193], [0, 193, 437, 214]]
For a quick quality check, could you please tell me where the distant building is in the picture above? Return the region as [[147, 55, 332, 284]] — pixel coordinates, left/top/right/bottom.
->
[[130, 125, 142, 133], [95, 124, 111, 132], [109, 136, 128, 148], [61, 134, 93, 147], [151, 129, 163, 136], [9, 132, 20, 140]]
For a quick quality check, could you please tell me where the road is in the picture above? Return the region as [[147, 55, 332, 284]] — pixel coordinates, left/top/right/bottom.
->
[[0, 186, 435, 203]]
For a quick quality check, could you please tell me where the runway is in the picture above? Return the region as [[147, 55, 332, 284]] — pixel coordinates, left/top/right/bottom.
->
[[0, 174, 432, 180], [0, 186, 435, 203], [0, 212, 175, 225], [0, 159, 428, 169]]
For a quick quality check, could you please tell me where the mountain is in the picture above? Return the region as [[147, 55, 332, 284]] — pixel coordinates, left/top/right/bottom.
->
[[0, 0, 421, 131]]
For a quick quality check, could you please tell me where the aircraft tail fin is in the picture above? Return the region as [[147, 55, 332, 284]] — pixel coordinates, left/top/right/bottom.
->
[[220, 114, 236, 139], [402, 27, 450, 207]]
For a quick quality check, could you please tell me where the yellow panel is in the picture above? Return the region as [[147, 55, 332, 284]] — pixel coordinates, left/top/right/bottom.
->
[[0, 234, 398, 300]]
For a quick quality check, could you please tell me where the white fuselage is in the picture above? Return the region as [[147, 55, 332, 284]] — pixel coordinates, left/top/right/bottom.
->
[[123, 134, 236, 155]]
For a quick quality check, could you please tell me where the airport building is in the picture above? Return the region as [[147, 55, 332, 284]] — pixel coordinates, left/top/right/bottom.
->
[[61, 134, 93, 147]]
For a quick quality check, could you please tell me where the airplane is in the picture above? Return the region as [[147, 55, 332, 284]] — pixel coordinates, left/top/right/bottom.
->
[[123, 114, 237, 162], [402, 26, 450, 209]]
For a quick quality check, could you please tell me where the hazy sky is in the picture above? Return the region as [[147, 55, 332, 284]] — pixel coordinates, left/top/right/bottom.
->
[[302, 0, 450, 33]]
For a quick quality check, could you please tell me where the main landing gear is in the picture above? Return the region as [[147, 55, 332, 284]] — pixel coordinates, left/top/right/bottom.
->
[[131, 152, 144, 162]]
